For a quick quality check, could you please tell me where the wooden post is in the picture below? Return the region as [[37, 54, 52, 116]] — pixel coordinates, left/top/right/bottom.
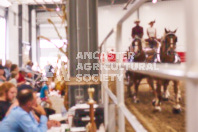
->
[[86, 88, 97, 132]]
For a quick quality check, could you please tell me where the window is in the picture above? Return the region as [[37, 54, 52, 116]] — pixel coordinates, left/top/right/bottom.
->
[[75, 88, 84, 104], [0, 17, 6, 65], [39, 39, 67, 49], [39, 39, 67, 69]]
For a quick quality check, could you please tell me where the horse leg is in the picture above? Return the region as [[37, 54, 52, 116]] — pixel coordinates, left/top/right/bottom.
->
[[127, 80, 133, 97], [153, 79, 162, 112], [147, 78, 158, 105], [147, 77, 154, 92], [163, 80, 170, 101], [173, 80, 181, 114], [133, 79, 141, 103], [126, 72, 133, 97]]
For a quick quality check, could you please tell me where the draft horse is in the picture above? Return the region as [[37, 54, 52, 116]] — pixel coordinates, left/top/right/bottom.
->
[[126, 38, 157, 103], [153, 28, 181, 113]]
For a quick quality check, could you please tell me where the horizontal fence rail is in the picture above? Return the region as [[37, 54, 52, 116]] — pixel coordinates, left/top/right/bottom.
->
[[122, 63, 186, 80], [120, 104, 147, 132]]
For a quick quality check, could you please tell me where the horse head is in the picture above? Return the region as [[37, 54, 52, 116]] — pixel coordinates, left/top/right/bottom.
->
[[132, 38, 143, 56], [160, 28, 178, 63], [129, 38, 145, 62]]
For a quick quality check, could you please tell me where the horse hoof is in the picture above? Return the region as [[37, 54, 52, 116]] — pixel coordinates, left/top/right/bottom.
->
[[133, 96, 139, 103], [134, 99, 140, 103], [178, 97, 182, 101], [128, 94, 132, 98], [163, 97, 169, 101], [153, 106, 161, 112], [173, 108, 181, 114], [152, 99, 161, 106], [152, 100, 156, 106]]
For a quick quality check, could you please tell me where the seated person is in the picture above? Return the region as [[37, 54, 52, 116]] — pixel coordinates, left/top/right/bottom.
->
[[0, 65, 6, 84], [17, 84, 55, 118], [4, 60, 12, 80], [40, 78, 52, 108], [17, 68, 27, 84], [26, 61, 33, 71], [9, 71, 24, 87], [4, 86, 59, 129], [0, 89, 48, 132], [131, 19, 144, 39], [7, 64, 19, 80], [0, 82, 17, 121], [146, 20, 158, 48]]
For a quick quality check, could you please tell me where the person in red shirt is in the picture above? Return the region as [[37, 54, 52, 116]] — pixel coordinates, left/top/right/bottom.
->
[[17, 68, 26, 84]]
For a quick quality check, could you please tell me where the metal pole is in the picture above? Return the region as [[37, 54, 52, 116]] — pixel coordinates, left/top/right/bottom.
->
[[18, 5, 22, 66], [103, 68, 109, 131], [116, 24, 125, 132], [103, 41, 109, 131], [31, 9, 37, 63], [185, 0, 198, 131]]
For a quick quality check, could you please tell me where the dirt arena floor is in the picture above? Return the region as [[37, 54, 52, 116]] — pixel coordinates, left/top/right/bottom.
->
[[108, 77, 186, 132], [125, 79, 186, 132]]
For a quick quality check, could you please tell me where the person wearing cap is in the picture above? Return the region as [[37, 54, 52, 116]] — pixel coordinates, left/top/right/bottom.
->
[[146, 20, 158, 48], [147, 20, 156, 38], [131, 19, 144, 39], [40, 78, 52, 108]]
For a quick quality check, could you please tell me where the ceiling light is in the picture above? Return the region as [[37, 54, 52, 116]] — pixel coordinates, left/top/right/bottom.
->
[[152, 0, 157, 4], [0, 0, 11, 7], [56, 7, 60, 11]]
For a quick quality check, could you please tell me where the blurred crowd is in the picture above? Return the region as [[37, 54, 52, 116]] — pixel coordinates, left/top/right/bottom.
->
[[0, 59, 63, 131]]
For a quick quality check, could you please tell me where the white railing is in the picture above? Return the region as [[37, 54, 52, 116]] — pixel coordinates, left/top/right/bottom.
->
[[100, 0, 198, 132]]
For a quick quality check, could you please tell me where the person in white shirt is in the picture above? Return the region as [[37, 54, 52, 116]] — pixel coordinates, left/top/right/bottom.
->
[[147, 20, 156, 38], [9, 72, 19, 86], [146, 20, 158, 48]]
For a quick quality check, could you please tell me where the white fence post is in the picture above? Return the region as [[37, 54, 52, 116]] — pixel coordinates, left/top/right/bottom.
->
[[101, 44, 105, 104], [185, 0, 198, 131], [103, 69, 109, 131], [108, 103, 116, 132], [115, 24, 125, 132], [102, 41, 109, 131]]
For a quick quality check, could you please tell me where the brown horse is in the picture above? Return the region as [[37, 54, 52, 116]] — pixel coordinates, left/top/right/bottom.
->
[[153, 28, 181, 113], [126, 38, 157, 103]]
